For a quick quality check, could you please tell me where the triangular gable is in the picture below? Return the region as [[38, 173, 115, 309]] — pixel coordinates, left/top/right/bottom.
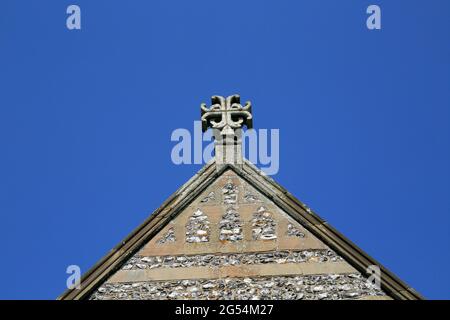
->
[[58, 160, 423, 300]]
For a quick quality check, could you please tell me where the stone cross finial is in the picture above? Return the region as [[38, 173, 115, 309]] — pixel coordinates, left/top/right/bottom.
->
[[201, 95, 253, 170], [201, 95, 253, 134]]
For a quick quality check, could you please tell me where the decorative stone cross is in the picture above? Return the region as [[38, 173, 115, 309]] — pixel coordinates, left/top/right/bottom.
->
[[201, 94, 253, 134], [200, 94, 253, 169]]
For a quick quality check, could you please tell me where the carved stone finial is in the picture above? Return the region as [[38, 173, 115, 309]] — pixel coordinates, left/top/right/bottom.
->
[[200, 94, 253, 170], [201, 94, 253, 134]]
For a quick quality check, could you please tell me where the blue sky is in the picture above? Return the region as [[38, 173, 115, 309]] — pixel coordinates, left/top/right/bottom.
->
[[0, 0, 449, 299]]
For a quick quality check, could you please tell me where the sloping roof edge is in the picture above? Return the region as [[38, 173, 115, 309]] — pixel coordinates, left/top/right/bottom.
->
[[237, 160, 424, 300], [58, 160, 424, 300]]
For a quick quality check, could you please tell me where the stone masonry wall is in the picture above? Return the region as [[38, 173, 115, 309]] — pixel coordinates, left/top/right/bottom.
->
[[89, 170, 389, 300], [90, 273, 384, 300]]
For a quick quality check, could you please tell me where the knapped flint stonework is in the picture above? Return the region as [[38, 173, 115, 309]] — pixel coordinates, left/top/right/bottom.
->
[[60, 96, 421, 300], [121, 249, 343, 270], [87, 170, 390, 300], [156, 227, 176, 245], [185, 209, 210, 243], [90, 273, 385, 300], [219, 207, 243, 242], [287, 223, 305, 238], [219, 177, 243, 242], [251, 206, 277, 240], [222, 179, 238, 205], [200, 191, 216, 203], [242, 183, 261, 203]]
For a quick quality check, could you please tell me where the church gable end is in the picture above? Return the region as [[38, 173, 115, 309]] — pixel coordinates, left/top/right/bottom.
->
[[88, 169, 389, 300], [60, 95, 421, 300]]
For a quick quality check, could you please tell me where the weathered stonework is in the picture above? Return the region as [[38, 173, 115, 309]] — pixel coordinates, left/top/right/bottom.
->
[[219, 207, 243, 242], [87, 169, 390, 300], [200, 95, 253, 170], [222, 179, 238, 205], [59, 96, 420, 301], [121, 250, 343, 270], [156, 227, 176, 245], [287, 223, 305, 238], [242, 183, 261, 203], [251, 206, 277, 240], [90, 273, 385, 300], [200, 191, 216, 203], [185, 209, 210, 243]]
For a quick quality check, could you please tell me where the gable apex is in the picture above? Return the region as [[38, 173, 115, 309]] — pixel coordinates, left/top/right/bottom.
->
[[58, 159, 423, 300]]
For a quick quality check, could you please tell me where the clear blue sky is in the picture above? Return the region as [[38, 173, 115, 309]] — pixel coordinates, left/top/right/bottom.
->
[[0, 0, 449, 299]]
